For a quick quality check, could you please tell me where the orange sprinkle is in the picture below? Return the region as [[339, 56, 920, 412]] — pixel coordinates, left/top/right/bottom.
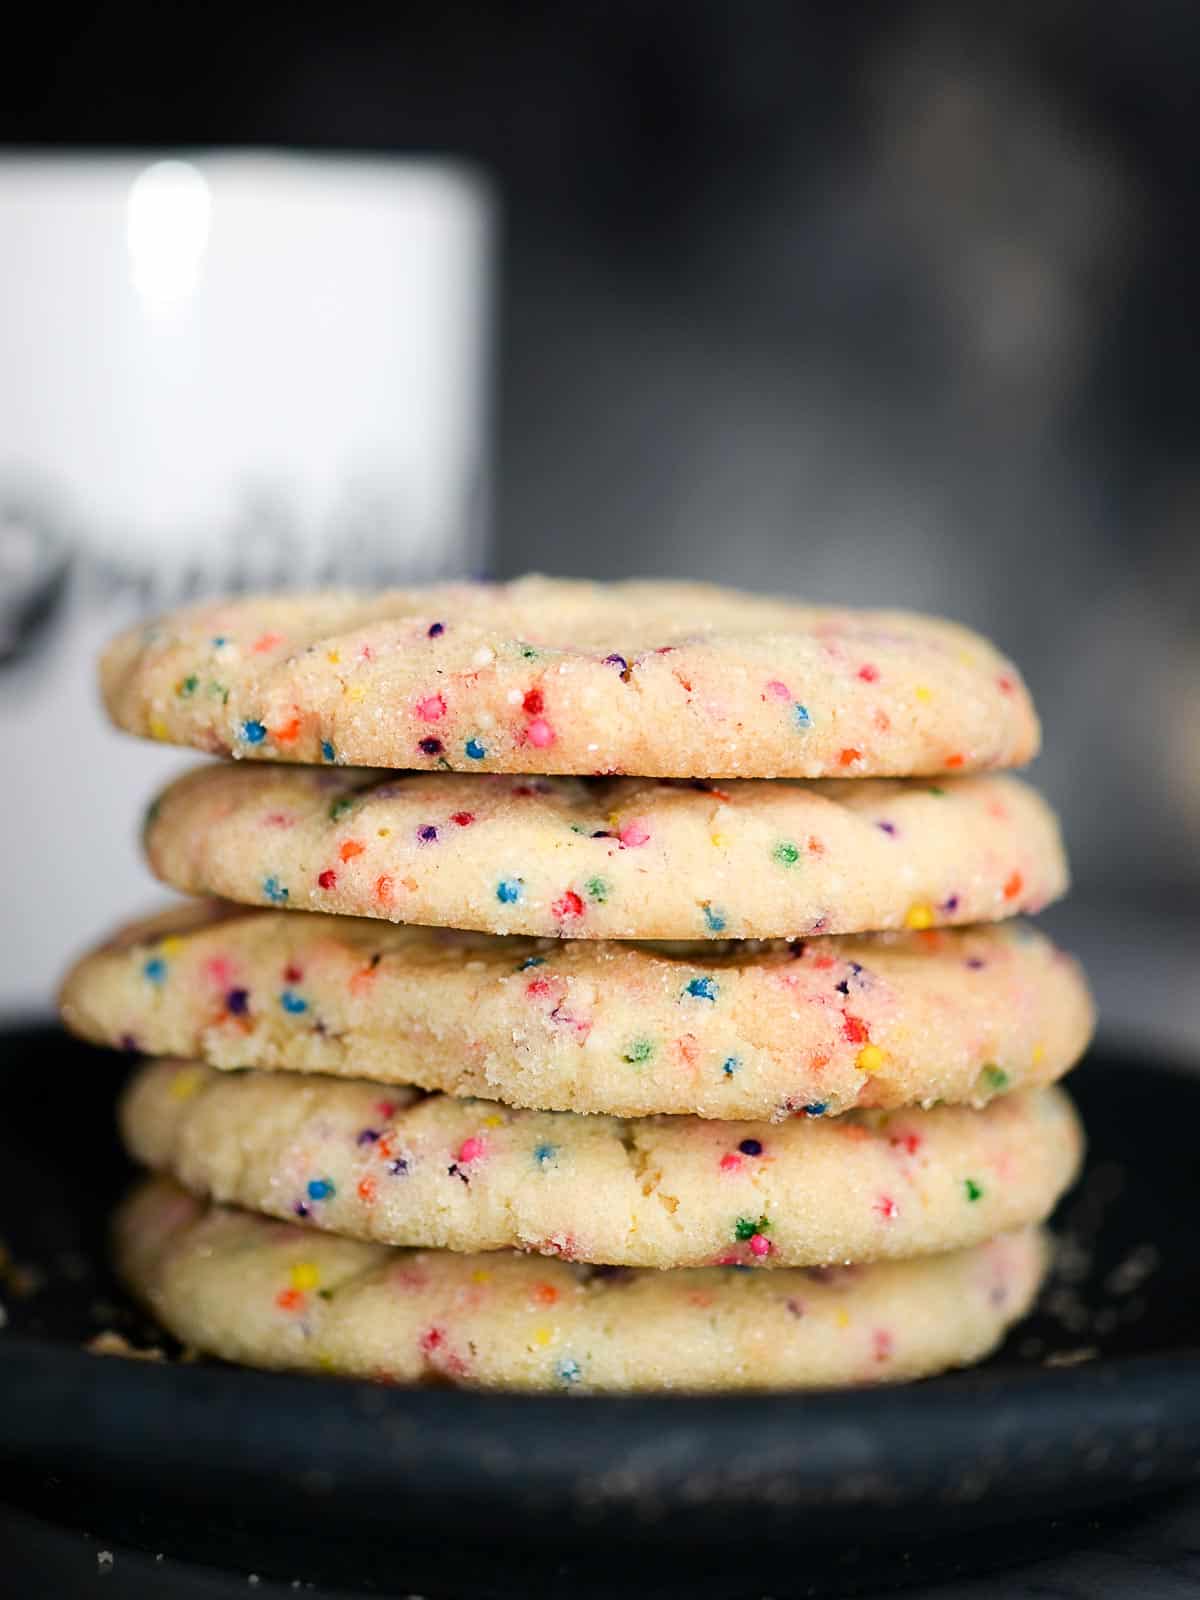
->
[[838, 748, 862, 767], [531, 1282, 559, 1307], [374, 874, 394, 907], [1003, 871, 1024, 900], [252, 632, 284, 654], [275, 1287, 305, 1312], [339, 840, 365, 862], [357, 1176, 377, 1204], [349, 966, 378, 997], [272, 715, 302, 744], [944, 753, 965, 769]]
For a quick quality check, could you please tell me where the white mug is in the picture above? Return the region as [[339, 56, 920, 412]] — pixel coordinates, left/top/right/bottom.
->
[[0, 151, 494, 1009]]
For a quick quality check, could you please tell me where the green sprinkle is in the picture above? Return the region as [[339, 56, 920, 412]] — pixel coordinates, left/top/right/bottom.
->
[[520, 646, 539, 661], [734, 1214, 770, 1241], [983, 1065, 1010, 1092], [928, 785, 946, 797], [208, 681, 229, 703], [623, 1038, 655, 1065], [584, 876, 609, 902], [964, 1178, 984, 1203], [177, 674, 198, 697], [329, 796, 355, 822], [772, 841, 800, 866]]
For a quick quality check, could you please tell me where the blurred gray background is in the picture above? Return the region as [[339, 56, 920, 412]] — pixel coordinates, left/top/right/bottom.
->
[[2, 1, 1197, 1045]]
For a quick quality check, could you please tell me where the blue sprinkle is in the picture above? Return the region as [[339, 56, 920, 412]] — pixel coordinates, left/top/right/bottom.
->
[[321, 740, 336, 763], [722, 1056, 740, 1077], [263, 876, 289, 905], [241, 719, 267, 744], [793, 703, 812, 730], [143, 957, 167, 984], [519, 956, 546, 971], [306, 1178, 335, 1201], [702, 903, 726, 933], [803, 1101, 828, 1117], [280, 990, 307, 1014], [557, 1357, 582, 1385], [417, 824, 439, 844], [211, 636, 228, 648], [684, 976, 718, 1002], [738, 1138, 763, 1157], [496, 878, 523, 904], [356, 1128, 381, 1146], [427, 621, 445, 638], [464, 738, 487, 760], [533, 1143, 558, 1167]]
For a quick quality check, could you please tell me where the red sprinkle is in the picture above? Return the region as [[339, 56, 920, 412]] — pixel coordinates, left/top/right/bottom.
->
[[317, 869, 337, 890], [450, 811, 475, 827], [875, 1195, 898, 1221], [719, 1153, 742, 1174], [857, 664, 879, 682], [522, 689, 544, 715], [842, 1014, 869, 1045], [838, 747, 862, 767], [283, 963, 303, 983], [552, 890, 585, 920]]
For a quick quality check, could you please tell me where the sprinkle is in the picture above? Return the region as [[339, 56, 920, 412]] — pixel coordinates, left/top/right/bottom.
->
[[211, 636, 228, 648], [417, 824, 439, 844], [320, 741, 335, 763], [357, 1129, 380, 1146], [604, 654, 628, 673], [856, 1044, 885, 1074], [722, 1057, 740, 1077], [618, 820, 650, 848], [374, 875, 394, 906], [965, 1178, 984, 1202], [329, 796, 355, 822], [143, 957, 167, 984], [317, 869, 337, 890], [522, 689, 544, 715], [418, 737, 444, 756], [904, 903, 934, 930], [915, 686, 932, 702], [842, 1015, 869, 1045], [416, 694, 446, 723], [877, 820, 897, 837], [532, 1327, 555, 1348], [262, 876, 289, 905], [177, 674, 197, 697], [306, 1179, 335, 1202], [553, 890, 585, 919], [148, 715, 169, 740], [734, 1215, 770, 1242], [427, 622, 445, 637], [803, 1102, 827, 1117], [457, 1136, 486, 1164], [519, 956, 546, 971], [526, 718, 555, 748], [534, 1143, 557, 1166], [623, 1038, 655, 1064], [928, 785, 946, 797], [464, 738, 487, 760], [451, 810, 475, 826], [945, 753, 965, 769], [684, 976, 718, 1001], [275, 1287, 305, 1311], [838, 747, 862, 767], [168, 1068, 202, 1100], [557, 1357, 581, 1384], [584, 876, 609, 902], [748, 1233, 772, 1258], [875, 1195, 898, 1220], [339, 840, 365, 862], [702, 903, 726, 933], [225, 988, 249, 1015], [290, 1262, 320, 1291], [793, 703, 812, 729], [738, 1139, 763, 1157], [496, 879, 523, 904], [241, 720, 267, 745], [858, 664, 879, 682], [772, 841, 800, 866], [983, 1065, 1010, 1092], [280, 990, 307, 1014], [1003, 871, 1024, 900]]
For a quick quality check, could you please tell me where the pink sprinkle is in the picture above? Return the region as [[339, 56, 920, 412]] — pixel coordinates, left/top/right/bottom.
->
[[204, 956, 233, 985], [719, 1153, 742, 1174], [525, 977, 555, 999], [766, 680, 791, 700], [873, 1328, 894, 1362], [415, 694, 447, 723], [526, 718, 555, 748], [619, 820, 650, 848], [858, 664, 879, 682], [748, 1233, 772, 1258], [457, 1136, 486, 1164], [875, 1195, 898, 1221]]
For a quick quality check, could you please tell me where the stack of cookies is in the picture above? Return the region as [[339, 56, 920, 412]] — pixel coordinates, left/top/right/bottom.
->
[[60, 578, 1093, 1392]]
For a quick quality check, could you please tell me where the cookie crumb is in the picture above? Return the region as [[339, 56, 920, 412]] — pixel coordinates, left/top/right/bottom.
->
[[87, 1330, 166, 1362]]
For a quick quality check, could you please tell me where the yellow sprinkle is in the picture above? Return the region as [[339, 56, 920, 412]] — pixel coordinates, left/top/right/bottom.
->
[[377, 828, 391, 838], [915, 685, 932, 702], [326, 650, 340, 664], [169, 1068, 203, 1100], [158, 937, 184, 958], [316, 1351, 334, 1370], [346, 684, 367, 702], [607, 812, 621, 831], [710, 832, 728, 848], [531, 1325, 556, 1348], [835, 1309, 850, 1329], [148, 716, 169, 741], [904, 903, 934, 931], [471, 1269, 492, 1285], [1032, 1042, 1046, 1066], [290, 1262, 321, 1292], [856, 1044, 885, 1074], [483, 1115, 503, 1129]]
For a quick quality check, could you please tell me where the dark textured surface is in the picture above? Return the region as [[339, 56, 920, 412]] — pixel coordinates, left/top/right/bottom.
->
[[1, 1026, 1199, 1597]]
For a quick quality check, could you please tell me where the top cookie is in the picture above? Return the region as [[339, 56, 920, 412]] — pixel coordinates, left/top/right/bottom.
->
[[100, 577, 1039, 779]]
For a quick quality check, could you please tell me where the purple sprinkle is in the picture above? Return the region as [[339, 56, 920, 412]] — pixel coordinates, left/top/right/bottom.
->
[[427, 622, 445, 638], [941, 894, 960, 913], [876, 820, 897, 837], [417, 824, 439, 844], [591, 829, 613, 839], [388, 1158, 409, 1176], [357, 1128, 381, 1146], [119, 1033, 140, 1053], [604, 653, 628, 672], [226, 988, 250, 1015], [966, 957, 986, 970], [785, 1298, 806, 1319], [418, 737, 444, 756], [738, 1138, 763, 1157], [293, 1201, 311, 1219]]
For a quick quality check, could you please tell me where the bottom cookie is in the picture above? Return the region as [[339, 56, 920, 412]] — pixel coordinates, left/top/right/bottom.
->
[[114, 1178, 1049, 1392]]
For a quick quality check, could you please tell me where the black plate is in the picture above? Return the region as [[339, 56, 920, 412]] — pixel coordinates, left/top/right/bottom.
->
[[1, 1025, 1199, 1598]]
